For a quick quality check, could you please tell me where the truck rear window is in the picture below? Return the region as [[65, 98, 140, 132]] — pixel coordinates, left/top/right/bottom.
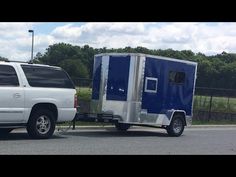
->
[[21, 65, 75, 89]]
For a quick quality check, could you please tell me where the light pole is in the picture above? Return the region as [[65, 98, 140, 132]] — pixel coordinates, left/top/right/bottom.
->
[[28, 30, 34, 61]]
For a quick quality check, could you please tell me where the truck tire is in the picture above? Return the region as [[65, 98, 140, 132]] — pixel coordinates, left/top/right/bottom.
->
[[115, 123, 131, 131], [166, 114, 185, 137], [27, 109, 56, 139], [0, 128, 13, 135]]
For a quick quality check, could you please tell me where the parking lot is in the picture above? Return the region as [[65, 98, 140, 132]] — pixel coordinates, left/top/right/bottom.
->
[[1, 126, 236, 155]]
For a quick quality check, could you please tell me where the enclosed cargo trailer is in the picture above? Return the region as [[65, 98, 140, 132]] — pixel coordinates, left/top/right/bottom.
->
[[76, 53, 197, 136]]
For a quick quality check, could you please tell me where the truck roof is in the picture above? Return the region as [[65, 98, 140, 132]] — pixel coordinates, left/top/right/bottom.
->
[[0, 61, 61, 69], [95, 53, 198, 66]]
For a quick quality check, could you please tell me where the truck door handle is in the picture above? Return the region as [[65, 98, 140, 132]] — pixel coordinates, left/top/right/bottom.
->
[[13, 93, 21, 98]]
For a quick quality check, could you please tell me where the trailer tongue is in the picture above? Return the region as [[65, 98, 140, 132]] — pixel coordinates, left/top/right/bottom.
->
[[76, 113, 118, 123]]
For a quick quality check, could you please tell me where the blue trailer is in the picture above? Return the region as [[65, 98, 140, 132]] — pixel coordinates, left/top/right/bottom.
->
[[76, 53, 197, 136]]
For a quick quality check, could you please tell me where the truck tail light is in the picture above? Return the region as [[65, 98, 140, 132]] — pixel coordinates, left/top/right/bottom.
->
[[74, 94, 78, 108]]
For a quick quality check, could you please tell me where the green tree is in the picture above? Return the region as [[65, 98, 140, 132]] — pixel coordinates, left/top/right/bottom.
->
[[59, 59, 89, 79], [0, 56, 8, 61], [30, 52, 43, 64], [35, 43, 236, 89], [40, 43, 78, 66]]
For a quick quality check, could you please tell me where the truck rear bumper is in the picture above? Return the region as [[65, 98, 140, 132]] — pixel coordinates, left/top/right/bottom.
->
[[57, 108, 77, 122]]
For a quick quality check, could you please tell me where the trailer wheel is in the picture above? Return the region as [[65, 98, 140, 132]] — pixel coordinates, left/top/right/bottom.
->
[[0, 128, 13, 135], [27, 109, 55, 139], [166, 114, 185, 137], [115, 123, 131, 131]]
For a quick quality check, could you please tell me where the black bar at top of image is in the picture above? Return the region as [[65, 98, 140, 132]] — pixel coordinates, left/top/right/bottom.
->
[[0, 0, 236, 22]]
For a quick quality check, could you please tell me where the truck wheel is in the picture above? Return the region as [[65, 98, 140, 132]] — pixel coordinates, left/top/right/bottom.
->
[[166, 114, 185, 137], [27, 109, 55, 139], [115, 123, 131, 131], [0, 128, 13, 135]]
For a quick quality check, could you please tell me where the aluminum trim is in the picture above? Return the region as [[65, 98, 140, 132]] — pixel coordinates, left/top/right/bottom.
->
[[185, 115, 192, 126], [0, 111, 23, 113], [144, 77, 158, 93], [191, 63, 198, 116], [95, 53, 197, 66]]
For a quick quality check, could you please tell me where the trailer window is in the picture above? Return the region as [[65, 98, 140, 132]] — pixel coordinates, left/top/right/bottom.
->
[[169, 71, 185, 84], [144, 77, 158, 93]]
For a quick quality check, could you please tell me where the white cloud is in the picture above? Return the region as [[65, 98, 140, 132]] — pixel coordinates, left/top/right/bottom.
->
[[50, 22, 224, 54], [0, 23, 35, 61], [51, 24, 82, 39], [50, 22, 147, 45], [0, 23, 33, 39], [0, 22, 236, 61]]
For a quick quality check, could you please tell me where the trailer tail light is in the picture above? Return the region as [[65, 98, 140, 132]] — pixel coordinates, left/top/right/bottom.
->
[[74, 94, 78, 108]]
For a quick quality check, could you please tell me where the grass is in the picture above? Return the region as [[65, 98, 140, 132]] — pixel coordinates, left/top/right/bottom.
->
[[192, 119, 236, 125], [77, 87, 236, 112], [194, 95, 236, 112], [75, 87, 236, 125], [76, 87, 92, 101]]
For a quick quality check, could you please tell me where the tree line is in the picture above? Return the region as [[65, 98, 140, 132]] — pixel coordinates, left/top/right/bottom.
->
[[0, 56, 8, 61], [2, 43, 236, 89]]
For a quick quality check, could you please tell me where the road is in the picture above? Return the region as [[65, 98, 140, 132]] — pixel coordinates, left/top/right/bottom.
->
[[1, 126, 236, 154]]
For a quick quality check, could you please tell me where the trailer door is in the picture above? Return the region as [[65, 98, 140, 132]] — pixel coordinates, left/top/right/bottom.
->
[[141, 57, 164, 114], [106, 56, 130, 101]]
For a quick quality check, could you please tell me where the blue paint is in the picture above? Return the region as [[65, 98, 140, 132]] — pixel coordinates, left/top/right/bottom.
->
[[92, 53, 196, 118], [141, 57, 196, 116], [106, 56, 130, 101], [92, 56, 102, 100]]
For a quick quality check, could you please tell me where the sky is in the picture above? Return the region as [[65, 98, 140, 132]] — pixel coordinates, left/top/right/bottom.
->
[[0, 22, 236, 61]]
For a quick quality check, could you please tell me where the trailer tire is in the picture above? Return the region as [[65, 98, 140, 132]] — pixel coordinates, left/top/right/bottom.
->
[[0, 128, 13, 135], [166, 114, 185, 137], [27, 109, 55, 139], [115, 123, 131, 131]]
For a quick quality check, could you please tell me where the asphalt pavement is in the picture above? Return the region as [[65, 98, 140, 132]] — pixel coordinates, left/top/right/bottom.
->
[[1, 125, 236, 154]]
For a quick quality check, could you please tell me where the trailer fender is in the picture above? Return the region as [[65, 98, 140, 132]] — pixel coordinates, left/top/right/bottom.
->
[[166, 110, 187, 126]]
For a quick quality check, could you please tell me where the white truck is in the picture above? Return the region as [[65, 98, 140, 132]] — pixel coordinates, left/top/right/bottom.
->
[[0, 61, 77, 139]]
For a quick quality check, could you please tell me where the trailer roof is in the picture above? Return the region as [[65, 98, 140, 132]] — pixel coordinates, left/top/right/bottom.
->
[[95, 53, 197, 66]]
